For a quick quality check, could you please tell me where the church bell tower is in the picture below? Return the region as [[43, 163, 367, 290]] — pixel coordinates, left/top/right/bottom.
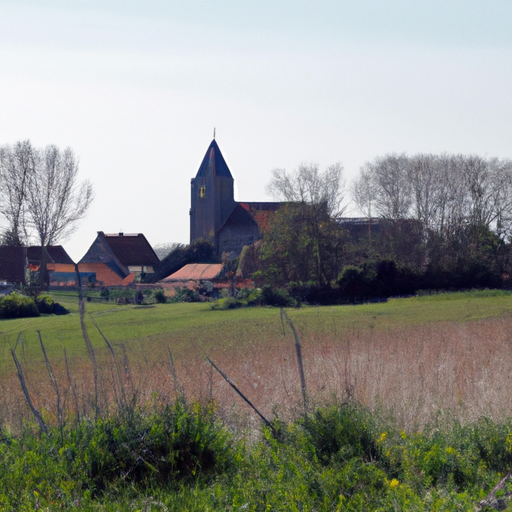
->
[[190, 139, 236, 249]]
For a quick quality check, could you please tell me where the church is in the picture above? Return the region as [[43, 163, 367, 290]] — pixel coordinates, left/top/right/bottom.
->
[[190, 139, 281, 258]]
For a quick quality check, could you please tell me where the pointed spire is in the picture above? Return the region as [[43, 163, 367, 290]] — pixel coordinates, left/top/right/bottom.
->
[[194, 139, 233, 179]]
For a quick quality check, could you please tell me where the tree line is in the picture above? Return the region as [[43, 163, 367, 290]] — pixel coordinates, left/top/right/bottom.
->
[[257, 153, 512, 302], [3, 138, 510, 300]]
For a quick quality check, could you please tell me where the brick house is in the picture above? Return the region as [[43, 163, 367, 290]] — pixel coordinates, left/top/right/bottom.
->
[[78, 231, 160, 286], [0, 245, 75, 286]]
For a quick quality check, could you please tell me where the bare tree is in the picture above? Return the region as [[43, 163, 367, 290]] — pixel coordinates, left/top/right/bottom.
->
[[26, 145, 93, 247], [266, 162, 346, 219], [0, 141, 93, 288], [353, 153, 512, 236], [369, 154, 412, 220], [487, 158, 512, 239], [352, 152, 512, 275], [153, 242, 183, 260], [406, 154, 443, 232], [265, 163, 347, 285], [0, 140, 37, 245], [0, 141, 93, 249]]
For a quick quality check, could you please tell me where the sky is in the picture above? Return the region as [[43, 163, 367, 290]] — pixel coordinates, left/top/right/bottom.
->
[[1, 0, 511, 261]]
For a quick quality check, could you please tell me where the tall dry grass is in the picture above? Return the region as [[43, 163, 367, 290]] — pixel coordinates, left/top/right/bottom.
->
[[3, 312, 512, 433]]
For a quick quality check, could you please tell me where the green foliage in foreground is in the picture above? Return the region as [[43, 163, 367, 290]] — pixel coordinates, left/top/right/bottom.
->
[[1, 401, 511, 511]]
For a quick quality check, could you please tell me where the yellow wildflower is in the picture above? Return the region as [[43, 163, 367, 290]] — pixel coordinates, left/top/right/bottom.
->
[[377, 432, 387, 443]]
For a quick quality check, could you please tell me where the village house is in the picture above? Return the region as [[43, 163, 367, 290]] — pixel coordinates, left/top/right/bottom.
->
[[0, 245, 75, 287], [78, 231, 160, 286]]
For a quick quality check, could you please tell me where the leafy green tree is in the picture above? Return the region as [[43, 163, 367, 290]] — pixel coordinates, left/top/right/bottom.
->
[[145, 238, 218, 283], [260, 203, 347, 286], [263, 163, 347, 286]]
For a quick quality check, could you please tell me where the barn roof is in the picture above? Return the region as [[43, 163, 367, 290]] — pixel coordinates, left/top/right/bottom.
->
[[103, 232, 160, 267], [0, 245, 75, 284], [79, 232, 131, 279], [194, 139, 233, 179], [0, 246, 25, 284], [27, 246, 74, 265], [160, 263, 225, 282]]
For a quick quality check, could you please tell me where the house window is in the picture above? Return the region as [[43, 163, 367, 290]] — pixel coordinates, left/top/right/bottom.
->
[[200, 186, 206, 198]]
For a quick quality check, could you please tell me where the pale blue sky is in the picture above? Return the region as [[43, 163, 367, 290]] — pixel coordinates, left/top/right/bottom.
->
[[1, 1, 511, 260]]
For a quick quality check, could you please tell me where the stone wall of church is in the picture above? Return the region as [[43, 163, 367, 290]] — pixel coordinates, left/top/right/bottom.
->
[[217, 222, 261, 257]]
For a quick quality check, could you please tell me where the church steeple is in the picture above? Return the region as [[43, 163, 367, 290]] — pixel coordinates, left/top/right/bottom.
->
[[194, 139, 233, 179], [190, 139, 236, 247]]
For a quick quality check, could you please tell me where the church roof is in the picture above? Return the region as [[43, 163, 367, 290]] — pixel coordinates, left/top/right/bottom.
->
[[239, 202, 281, 231], [195, 139, 233, 179]]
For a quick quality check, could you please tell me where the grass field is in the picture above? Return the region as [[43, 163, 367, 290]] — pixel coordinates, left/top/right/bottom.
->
[[1, 289, 512, 432]]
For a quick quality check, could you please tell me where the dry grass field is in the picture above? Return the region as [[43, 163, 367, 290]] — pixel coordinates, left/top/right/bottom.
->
[[1, 290, 512, 433]]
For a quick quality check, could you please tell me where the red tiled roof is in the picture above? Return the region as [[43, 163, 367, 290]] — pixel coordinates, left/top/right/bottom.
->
[[238, 202, 281, 232], [161, 263, 225, 282]]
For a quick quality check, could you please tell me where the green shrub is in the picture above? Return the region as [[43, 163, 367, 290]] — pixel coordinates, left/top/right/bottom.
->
[[237, 288, 263, 306], [0, 293, 40, 319], [35, 293, 54, 314], [34, 294, 69, 315], [211, 287, 296, 309], [172, 287, 200, 303], [109, 288, 136, 304], [260, 285, 297, 307], [381, 415, 507, 492], [209, 297, 240, 310], [469, 417, 512, 472], [0, 403, 507, 509], [154, 288, 167, 304], [234, 288, 250, 301], [0, 432, 81, 510], [300, 403, 382, 465], [68, 400, 233, 492]]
